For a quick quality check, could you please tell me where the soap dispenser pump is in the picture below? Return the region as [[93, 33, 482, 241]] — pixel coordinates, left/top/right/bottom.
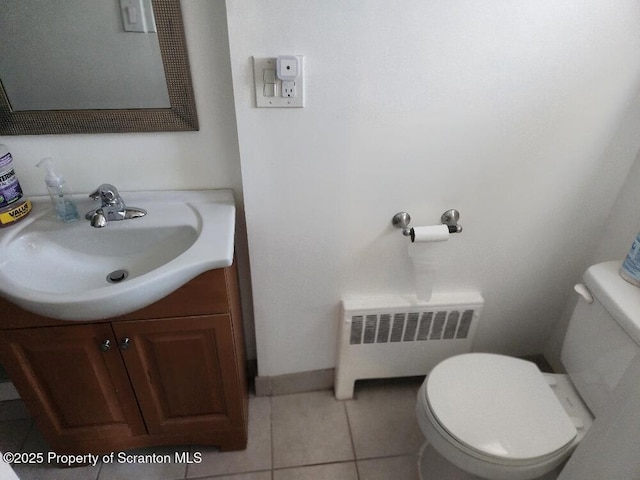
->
[[36, 158, 79, 222]]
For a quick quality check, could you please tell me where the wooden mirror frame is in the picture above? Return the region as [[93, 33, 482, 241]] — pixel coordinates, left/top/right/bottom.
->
[[0, 0, 198, 135]]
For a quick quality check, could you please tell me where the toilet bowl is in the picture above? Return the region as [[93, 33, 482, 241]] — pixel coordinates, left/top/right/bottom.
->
[[416, 354, 591, 480], [415, 261, 640, 480]]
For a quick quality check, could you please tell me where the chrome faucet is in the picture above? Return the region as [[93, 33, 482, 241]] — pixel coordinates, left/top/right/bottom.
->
[[85, 184, 146, 228]]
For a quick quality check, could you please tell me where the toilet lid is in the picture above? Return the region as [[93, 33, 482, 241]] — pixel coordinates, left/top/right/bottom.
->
[[426, 353, 577, 462]]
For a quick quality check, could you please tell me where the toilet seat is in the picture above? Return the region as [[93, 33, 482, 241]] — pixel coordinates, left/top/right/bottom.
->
[[417, 354, 579, 479], [426, 353, 577, 462]]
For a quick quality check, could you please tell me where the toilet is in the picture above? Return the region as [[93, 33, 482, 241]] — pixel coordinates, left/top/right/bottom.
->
[[416, 260, 640, 480]]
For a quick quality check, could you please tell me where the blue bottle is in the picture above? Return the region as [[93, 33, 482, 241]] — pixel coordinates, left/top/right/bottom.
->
[[620, 232, 640, 286]]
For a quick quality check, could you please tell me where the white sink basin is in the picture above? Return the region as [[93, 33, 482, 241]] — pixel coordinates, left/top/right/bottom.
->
[[0, 190, 235, 320]]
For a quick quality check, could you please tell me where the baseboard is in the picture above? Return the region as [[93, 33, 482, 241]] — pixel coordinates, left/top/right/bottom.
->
[[251, 355, 553, 397], [255, 368, 334, 397]]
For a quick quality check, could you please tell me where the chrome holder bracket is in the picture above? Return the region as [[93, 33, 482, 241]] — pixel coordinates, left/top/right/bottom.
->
[[391, 212, 412, 236], [392, 209, 463, 237]]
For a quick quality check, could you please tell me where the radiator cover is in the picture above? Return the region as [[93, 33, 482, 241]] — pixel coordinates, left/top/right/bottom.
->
[[334, 293, 483, 399]]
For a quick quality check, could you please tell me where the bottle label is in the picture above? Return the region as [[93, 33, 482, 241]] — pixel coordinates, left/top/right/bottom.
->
[[621, 235, 640, 285], [0, 199, 31, 226], [0, 167, 23, 208], [0, 152, 12, 170]]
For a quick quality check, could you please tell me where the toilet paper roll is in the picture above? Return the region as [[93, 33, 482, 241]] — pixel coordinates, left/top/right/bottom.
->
[[411, 225, 450, 243]]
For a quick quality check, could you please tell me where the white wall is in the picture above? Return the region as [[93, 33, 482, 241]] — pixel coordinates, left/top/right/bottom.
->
[[227, 0, 640, 377], [545, 88, 640, 370], [591, 150, 640, 264], [0, 1, 256, 359]]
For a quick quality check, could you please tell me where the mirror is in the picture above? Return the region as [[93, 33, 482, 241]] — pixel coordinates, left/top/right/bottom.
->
[[0, 0, 198, 135]]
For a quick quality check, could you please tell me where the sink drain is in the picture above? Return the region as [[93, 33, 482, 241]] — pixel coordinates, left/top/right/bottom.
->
[[106, 269, 129, 284]]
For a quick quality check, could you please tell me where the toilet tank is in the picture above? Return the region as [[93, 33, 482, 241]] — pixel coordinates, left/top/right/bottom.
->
[[561, 261, 640, 417]]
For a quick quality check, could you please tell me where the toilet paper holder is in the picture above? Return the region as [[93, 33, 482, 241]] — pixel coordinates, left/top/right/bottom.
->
[[392, 209, 462, 239]]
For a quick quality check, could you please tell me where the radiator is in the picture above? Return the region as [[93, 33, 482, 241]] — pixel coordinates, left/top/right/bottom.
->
[[334, 293, 484, 399]]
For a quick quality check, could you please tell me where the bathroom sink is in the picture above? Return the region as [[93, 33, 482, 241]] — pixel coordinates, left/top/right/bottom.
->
[[0, 190, 235, 320]]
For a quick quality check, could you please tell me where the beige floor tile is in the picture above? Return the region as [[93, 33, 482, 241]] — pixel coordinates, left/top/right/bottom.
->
[[0, 382, 20, 401], [13, 424, 100, 480], [417, 444, 560, 480], [418, 444, 483, 480], [0, 418, 32, 452], [358, 455, 419, 480], [271, 390, 354, 468], [0, 399, 31, 421], [274, 462, 358, 480], [3, 379, 521, 480], [13, 463, 101, 480], [187, 396, 271, 478], [346, 380, 424, 459]]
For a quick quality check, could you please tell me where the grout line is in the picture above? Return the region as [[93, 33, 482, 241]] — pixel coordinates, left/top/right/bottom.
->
[[356, 453, 421, 461], [342, 400, 360, 480], [95, 458, 104, 480], [270, 395, 274, 479], [17, 420, 34, 453], [272, 459, 360, 470], [268, 454, 425, 477], [182, 445, 189, 480]]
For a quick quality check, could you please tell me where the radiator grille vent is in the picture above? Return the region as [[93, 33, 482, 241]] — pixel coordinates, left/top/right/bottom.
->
[[349, 309, 474, 345], [336, 294, 483, 399]]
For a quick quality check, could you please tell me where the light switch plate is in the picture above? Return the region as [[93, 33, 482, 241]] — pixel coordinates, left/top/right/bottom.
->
[[253, 56, 304, 108], [119, 0, 156, 33]]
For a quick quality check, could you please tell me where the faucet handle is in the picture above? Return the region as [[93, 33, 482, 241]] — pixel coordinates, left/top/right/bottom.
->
[[89, 209, 108, 228], [89, 184, 122, 206]]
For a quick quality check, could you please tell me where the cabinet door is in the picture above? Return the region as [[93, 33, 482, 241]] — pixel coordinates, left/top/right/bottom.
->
[[0, 323, 146, 453], [113, 315, 246, 442]]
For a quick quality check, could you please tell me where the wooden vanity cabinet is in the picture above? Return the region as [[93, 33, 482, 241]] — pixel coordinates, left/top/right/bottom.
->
[[0, 322, 149, 453], [0, 264, 248, 454]]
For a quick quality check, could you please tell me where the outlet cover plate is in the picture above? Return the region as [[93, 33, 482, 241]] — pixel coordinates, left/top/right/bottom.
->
[[253, 56, 304, 108]]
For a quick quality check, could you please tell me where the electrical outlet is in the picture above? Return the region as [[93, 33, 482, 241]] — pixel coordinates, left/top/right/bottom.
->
[[253, 56, 304, 108], [282, 81, 296, 98]]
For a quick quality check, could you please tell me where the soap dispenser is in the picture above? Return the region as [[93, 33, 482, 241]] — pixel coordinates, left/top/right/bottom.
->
[[36, 158, 79, 222]]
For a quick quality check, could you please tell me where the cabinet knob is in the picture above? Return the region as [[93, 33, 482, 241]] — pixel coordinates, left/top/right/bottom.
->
[[99, 339, 111, 352], [119, 337, 131, 350]]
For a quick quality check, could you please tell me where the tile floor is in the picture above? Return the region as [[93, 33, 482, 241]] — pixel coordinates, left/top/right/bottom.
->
[[0, 377, 560, 480]]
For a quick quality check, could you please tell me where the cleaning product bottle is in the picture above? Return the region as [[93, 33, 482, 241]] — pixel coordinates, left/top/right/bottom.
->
[[36, 157, 79, 222], [620, 231, 640, 286], [0, 144, 32, 228]]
